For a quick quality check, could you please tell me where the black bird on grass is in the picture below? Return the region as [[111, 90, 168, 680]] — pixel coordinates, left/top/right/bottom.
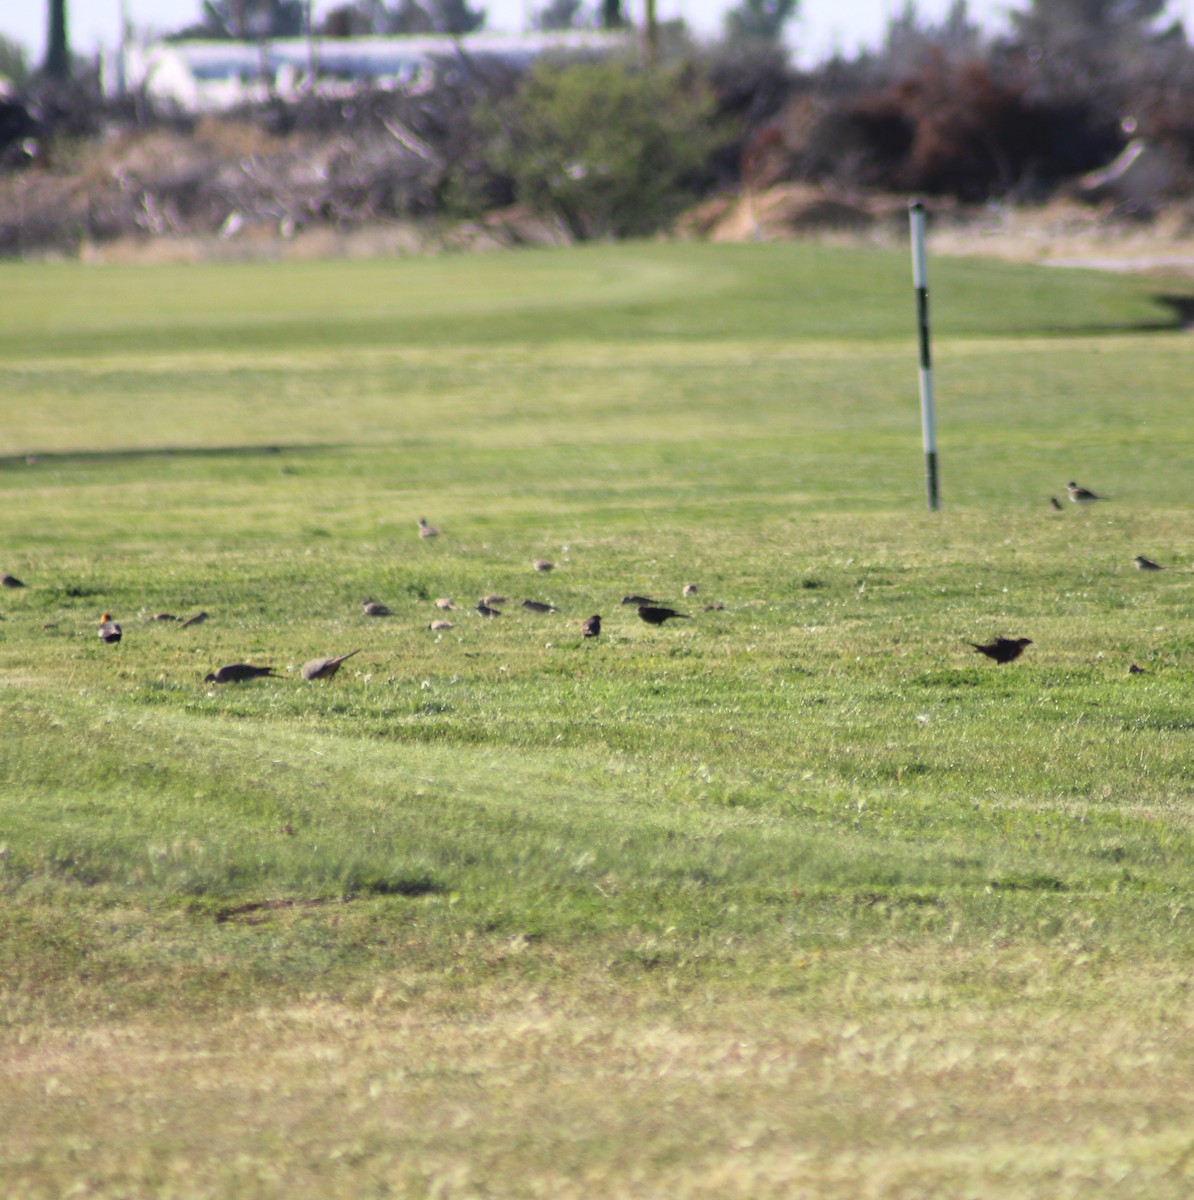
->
[[1, 572, 25, 588], [476, 601, 502, 617], [581, 614, 601, 638], [637, 605, 691, 625], [966, 636, 1033, 664], [1049, 496, 1063, 511], [204, 663, 280, 683], [621, 594, 660, 606], [1134, 555, 1163, 571], [521, 599, 558, 613]]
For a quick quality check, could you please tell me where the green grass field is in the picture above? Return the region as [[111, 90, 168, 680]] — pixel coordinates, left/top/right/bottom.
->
[[2, 240, 1194, 1197]]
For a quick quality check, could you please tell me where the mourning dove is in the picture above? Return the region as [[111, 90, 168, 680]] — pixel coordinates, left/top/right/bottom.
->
[[204, 663, 279, 683], [301, 649, 361, 681], [1067, 482, 1102, 505]]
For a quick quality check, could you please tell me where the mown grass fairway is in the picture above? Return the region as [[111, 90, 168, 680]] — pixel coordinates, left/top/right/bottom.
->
[[2, 241, 1194, 1197]]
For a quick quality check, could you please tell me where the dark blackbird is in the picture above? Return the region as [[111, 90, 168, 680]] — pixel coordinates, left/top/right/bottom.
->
[[966, 636, 1032, 664], [521, 599, 558, 613], [204, 663, 280, 683], [637, 605, 691, 625], [476, 601, 502, 617], [1, 572, 25, 588], [581, 614, 601, 638], [1134, 555, 1163, 571], [1049, 496, 1063, 511], [621, 595, 660, 606]]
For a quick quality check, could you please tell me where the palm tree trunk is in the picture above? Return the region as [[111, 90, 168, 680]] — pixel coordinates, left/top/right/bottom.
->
[[44, 0, 70, 79]]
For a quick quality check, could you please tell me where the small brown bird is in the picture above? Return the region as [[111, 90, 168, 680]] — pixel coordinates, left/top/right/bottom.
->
[[966, 636, 1033, 664], [476, 601, 502, 617], [581, 614, 601, 638], [521, 599, 558, 613], [1, 572, 25, 588], [637, 605, 691, 625], [533, 559, 555, 572], [361, 600, 392, 616], [98, 613, 122, 643], [435, 598, 455, 610], [1128, 663, 1147, 675], [204, 663, 279, 683], [683, 583, 699, 596], [417, 518, 440, 538], [1134, 555, 1163, 571], [621, 594, 661, 606], [149, 612, 179, 622], [301, 649, 360, 681], [1067, 481, 1102, 505], [480, 595, 507, 606], [428, 620, 454, 631], [179, 611, 208, 628], [1049, 497, 1063, 511]]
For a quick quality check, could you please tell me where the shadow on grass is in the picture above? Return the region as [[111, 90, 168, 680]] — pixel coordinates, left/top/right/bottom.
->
[[212, 875, 445, 922], [990, 292, 1194, 338], [1154, 294, 1194, 329], [0, 443, 348, 471]]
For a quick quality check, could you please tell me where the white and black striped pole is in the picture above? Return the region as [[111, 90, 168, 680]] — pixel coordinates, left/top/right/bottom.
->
[[909, 200, 940, 511]]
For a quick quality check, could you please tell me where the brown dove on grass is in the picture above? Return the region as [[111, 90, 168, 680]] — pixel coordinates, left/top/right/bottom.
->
[[204, 663, 279, 683], [301, 650, 361, 681]]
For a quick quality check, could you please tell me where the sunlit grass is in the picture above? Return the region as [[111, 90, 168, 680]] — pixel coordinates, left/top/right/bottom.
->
[[2, 241, 1194, 1196]]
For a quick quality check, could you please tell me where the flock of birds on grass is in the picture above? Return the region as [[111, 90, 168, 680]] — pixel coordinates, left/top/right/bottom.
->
[[1, 481, 1175, 682]]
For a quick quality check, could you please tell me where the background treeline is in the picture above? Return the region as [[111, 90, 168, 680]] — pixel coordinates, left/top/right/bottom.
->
[[2, 0, 1194, 250]]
